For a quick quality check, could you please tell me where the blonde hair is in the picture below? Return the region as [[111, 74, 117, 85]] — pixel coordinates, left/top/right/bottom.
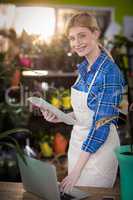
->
[[65, 12, 100, 36], [65, 12, 114, 61], [98, 43, 114, 61]]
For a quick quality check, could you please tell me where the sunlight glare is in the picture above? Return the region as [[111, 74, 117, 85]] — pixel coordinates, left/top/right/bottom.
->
[[14, 7, 55, 42]]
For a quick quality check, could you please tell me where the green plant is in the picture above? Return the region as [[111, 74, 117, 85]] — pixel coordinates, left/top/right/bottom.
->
[[127, 64, 133, 155], [0, 128, 31, 164], [111, 35, 133, 155]]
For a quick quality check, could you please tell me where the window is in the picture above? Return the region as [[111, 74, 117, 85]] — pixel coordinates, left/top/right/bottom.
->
[[0, 4, 114, 42]]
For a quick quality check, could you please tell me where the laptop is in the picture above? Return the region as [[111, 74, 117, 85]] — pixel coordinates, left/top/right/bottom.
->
[[17, 154, 90, 200]]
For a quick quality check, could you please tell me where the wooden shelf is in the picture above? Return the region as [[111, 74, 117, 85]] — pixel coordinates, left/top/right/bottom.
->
[[22, 70, 78, 77]]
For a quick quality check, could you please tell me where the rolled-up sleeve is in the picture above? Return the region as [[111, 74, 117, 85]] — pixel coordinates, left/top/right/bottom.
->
[[81, 69, 125, 153]]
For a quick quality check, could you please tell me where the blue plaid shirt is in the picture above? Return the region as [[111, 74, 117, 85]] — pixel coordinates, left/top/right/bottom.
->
[[72, 50, 125, 153]]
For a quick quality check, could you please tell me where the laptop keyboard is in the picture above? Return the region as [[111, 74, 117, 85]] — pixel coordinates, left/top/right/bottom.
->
[[60, 192, 75, 200]]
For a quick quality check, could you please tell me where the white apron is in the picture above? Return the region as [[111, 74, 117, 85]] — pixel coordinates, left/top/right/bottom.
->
[[68, 58, 120, 187]]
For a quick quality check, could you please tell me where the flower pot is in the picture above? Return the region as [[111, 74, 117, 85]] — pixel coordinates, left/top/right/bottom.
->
[[115, 145, 133, 200]]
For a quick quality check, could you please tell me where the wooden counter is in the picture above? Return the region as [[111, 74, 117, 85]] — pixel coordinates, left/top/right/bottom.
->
[[0, 181, 120, 200]]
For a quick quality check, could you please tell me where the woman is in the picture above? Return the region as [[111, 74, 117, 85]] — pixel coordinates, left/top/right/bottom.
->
[[41, 12, 125, 192]]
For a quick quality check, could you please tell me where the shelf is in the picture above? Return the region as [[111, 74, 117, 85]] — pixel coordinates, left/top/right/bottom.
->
[[22, 70, 78, 77]]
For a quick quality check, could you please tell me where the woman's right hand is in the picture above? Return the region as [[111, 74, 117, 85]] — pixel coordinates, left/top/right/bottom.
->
[[41, 109, 61, 123]]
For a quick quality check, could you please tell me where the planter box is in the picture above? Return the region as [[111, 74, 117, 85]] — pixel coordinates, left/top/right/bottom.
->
[[115, 145, 133, 200]]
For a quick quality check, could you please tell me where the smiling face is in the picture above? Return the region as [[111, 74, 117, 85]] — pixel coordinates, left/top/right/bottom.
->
[[68, 26, 99, 57]]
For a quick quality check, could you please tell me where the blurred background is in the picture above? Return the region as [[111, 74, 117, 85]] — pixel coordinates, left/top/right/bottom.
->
[[0, 0, 133, 182]]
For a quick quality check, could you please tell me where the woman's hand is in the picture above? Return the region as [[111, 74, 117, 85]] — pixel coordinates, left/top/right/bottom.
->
[[60, 168, 81, 193], [41, 109, 61, 123], [66, 112, 76, 121], [41, 110, 76, 124], [60, 151, 91, 193]]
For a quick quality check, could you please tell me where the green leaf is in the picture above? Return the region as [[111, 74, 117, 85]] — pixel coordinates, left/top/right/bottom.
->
[[3, 137, 27, 165], [8, 137, 27, 165], [0, 128, 31, 140], [0, 128, 31, 165]]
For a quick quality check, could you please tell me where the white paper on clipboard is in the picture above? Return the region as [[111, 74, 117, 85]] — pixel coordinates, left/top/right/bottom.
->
[[27, 97, 76, 125]]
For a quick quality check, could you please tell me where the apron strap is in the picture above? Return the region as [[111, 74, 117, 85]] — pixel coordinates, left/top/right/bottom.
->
[[88, 56, 108, 95]]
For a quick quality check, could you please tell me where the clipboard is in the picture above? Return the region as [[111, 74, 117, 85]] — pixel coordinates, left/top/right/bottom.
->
[[28, 97, 76, 125]]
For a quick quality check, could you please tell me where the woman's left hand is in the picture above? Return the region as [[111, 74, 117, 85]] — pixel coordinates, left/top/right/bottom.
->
[[60, 168, 81, 193]]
